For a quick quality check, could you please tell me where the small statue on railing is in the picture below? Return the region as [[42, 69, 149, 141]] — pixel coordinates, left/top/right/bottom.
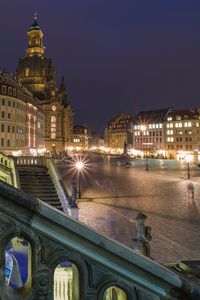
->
[[133, 212, 152, 257], [68, 181, 78, 208]]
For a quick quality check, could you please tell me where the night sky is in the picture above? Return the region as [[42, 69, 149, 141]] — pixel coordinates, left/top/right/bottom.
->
[[1, 0, 200, 134]]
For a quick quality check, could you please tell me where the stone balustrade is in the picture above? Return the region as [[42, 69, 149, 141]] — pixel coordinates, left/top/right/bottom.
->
[[0, 179, 193, 300]]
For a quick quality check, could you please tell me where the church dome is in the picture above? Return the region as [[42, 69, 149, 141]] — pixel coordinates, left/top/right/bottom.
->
[[28, 18, 41, 32]]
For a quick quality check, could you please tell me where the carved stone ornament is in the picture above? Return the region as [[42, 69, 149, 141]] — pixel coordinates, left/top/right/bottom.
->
[[34, 266, 50, 292]]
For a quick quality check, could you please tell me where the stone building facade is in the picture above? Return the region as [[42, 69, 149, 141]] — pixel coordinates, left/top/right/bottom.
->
[[16, 17, 74, 153], [132, 108, 171, 157], [164, 109, 200, 159], [73, 124, 91, 151], [105, 114, 133, 154], [0, 72, 45, 155]]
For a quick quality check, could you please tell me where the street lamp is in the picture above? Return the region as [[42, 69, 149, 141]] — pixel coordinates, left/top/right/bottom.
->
[[185, 155, 192, 179], [145, 154, 149, 171], [76, 161, 84, 198], [140, 125, 149, 171]]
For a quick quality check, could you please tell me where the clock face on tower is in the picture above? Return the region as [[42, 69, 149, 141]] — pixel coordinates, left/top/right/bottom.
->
[[52, 105, 56, 111]]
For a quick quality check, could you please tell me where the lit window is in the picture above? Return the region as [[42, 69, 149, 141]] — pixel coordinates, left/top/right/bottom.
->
[[167, 137, 174, 142], [167, 130, 173, 135], [25, 68, 30, 77], [51, 116, 56, 139], [167, 117, 172, 121]]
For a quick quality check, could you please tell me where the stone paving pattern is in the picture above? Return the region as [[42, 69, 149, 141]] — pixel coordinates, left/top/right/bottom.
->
[[59, 157, 200, 264]]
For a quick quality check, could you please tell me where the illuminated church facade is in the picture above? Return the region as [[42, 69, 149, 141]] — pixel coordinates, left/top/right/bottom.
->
[[16, 16, 74, 153]]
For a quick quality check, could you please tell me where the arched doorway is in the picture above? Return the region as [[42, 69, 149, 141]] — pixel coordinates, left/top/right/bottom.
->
[[103, 286, 127, 300], [5, 236, 31, 289], [54, 260, 79, 300]]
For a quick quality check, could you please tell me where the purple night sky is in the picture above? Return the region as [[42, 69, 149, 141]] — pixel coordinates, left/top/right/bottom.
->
[[1, 0, 200, 133]]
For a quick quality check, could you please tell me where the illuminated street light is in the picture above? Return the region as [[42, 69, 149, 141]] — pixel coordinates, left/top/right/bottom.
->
[[75, 161, 84, 198]]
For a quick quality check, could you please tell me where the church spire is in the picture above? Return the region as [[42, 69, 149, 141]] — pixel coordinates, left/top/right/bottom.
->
[[59, 76, 68, 105], [26, 14, 45, 57]]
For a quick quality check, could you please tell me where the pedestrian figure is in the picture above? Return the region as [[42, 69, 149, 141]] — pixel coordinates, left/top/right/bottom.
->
[[69, 181, 78, 208], [187, 182, 195, 200], [133, 212, 152, 257]]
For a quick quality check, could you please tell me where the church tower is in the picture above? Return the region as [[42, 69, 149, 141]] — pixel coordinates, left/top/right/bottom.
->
[[16, 16, 74, 153], [16, 15, 56, 100]]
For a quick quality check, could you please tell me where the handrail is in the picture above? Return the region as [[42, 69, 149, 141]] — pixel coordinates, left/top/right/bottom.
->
[[46, 159, 69, 214]]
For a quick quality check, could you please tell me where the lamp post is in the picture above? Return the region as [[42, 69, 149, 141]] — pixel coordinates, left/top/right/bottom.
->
[[76, 161, 84, 198], [145, 154, 149, 171], [185, 155, 192, 179]]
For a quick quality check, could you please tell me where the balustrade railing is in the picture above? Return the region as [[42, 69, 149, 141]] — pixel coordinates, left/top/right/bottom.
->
[[0, 152, 20, 188], [46, 159, 69, 213], [15, 156, 47, 167]]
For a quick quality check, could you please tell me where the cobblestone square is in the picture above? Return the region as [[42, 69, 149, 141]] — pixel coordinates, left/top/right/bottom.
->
[[59, 156, 200, 264]]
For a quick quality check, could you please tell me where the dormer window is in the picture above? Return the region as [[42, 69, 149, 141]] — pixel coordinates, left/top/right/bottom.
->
[[176, 115, 181, 120]]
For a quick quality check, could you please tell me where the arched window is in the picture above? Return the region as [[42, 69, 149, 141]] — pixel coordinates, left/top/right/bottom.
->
[[54, 260, 79, 300], [103, 286, 127, 300], [51, 115, 56, 139], [5, 236, 31, 289], [25, 68, 30, 77]]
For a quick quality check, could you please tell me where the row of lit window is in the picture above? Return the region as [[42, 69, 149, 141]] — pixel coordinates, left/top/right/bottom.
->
[[1, 98, 25, 110], [167, 130, 193, 135], [73, 138, 81, 143], [0, 111, 25, 122], [167, 115, 200, 121], [134, 131, 162, 136], [167, 137, 192, 142], [168, 144, 193, 150], [135, 138, 162, 143], [0, 138, 25, 147], [0, 124, 25, 134], [134, 124, 162, 130], [167, 122, 194, 128]]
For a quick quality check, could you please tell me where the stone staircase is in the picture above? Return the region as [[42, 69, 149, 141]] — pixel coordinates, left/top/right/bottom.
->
[[17, 166, 63, 211]]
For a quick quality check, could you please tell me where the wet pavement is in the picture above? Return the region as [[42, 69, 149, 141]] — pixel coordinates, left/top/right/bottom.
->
[[58, 155, 200, 264]]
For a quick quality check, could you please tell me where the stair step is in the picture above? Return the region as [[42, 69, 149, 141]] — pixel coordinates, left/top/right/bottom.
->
[[18, 165, 63, 212]]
